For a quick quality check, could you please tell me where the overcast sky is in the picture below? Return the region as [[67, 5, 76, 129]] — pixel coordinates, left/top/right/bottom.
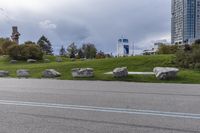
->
[[0, 0, 171, 54]]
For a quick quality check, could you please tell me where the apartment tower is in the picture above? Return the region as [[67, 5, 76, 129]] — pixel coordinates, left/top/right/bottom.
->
[[171, 0, 200, 44]]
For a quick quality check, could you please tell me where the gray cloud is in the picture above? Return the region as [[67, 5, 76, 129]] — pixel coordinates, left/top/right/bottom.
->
[[0, 0, 171, 54], [39, 20, 57, 30], [55, 20, 90, 41]]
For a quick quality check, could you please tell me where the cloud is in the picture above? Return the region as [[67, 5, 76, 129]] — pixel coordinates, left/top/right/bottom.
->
[[54, 20, 90, 41], [0, 0, 171, 54], [39, 20, 57, 30]]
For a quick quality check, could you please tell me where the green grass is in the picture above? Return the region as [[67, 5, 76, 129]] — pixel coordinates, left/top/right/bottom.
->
[[1, 54, 200, 84]]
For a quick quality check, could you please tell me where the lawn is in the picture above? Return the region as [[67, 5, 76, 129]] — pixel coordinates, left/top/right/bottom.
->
[[1, 55, 200, 84]]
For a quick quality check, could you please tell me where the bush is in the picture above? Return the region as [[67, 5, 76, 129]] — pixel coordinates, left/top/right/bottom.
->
[[20, 44, 43, 60], [7, 43, 43, 60], [1, 40, 15, 55], [175, 43, 200, 69], [191, 48, 200, 63], [175, 50, 192, 68], [189, 64, 195, 69], [7, 45, 21, 60], [96, 51, 106, 59], [194, 63, 200, 70], [157, 44, 179, 54]]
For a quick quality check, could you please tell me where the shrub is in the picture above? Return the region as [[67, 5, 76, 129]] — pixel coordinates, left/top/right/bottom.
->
[[1, 40, 15, 55], [189, 64, 195, 69], [175, 43, 200, 69], [194, 63, 200, 70], [7, 43, 43, 60], [191, 48, 200, 63], [7, 45, 21, 60], [20, 44, 43, 60], [157, 44, 179, 54], [0, 48, 3, 55], [96, 51, 106, 59], [195, 39, 200, 44], [175, 50, 192, 68]]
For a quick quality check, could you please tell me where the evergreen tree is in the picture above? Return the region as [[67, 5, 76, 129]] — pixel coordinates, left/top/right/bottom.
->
[[77, 48, 84, 59], [67, 42, 78, 58], [37, 35, 53, 55], [59, 45, 66, 56]]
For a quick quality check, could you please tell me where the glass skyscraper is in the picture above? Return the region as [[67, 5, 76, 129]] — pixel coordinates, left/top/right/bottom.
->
[[171, 0, 200, 44]]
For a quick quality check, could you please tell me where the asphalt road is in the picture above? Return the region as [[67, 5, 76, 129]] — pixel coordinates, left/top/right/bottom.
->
[[0, 79, 200, 133]]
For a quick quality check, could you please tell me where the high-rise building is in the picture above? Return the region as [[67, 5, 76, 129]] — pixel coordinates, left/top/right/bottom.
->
[[171, 0, 200, 44]]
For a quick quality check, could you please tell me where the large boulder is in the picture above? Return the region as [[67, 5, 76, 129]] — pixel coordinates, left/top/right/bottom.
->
[[153, 67, 179, 80], [42, 69, 61, 78], [72, 68, 94, 78], [0, 71, 9, 77], [113, 67, 128, 78], [27, 59, 37, 63], [10, 60, 17, 64], [17, 69, 30, 78]]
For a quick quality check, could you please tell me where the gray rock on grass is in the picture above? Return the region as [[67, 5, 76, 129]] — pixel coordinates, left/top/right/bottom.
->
[[153, 67, 179, 80], [10, 60, 17, 64], [27, 59, 37, 63], [17, 69, 30, 78], [72, 68, 94, 78], [0, 71, 9, 77], [113, 67, 128, 78], [42, 69, 61, 78]]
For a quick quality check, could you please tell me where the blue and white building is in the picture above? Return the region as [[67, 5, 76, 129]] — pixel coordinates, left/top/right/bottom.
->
[[117, 38, 133, 57]]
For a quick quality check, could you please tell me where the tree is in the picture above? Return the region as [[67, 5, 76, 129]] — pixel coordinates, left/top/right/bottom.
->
[[82, 43, 97, 59], [67, 42, 78, 58], [59, 45, 66, 56], [24, 41, 36, 44], [37, 35, 53, 55], [96, 50, 106, 59], [77, 48, 84, 59]]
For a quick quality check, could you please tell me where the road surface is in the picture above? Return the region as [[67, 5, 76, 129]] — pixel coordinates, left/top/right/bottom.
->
[[0, 79, 200, 133]]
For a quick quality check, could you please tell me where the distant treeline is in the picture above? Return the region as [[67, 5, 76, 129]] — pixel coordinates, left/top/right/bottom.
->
[[0, 35, 112, 60]]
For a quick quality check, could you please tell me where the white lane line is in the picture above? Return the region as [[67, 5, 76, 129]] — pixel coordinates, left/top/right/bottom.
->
[[0, 100, 200, 119]]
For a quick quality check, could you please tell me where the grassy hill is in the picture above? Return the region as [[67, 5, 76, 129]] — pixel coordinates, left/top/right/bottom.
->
[[0, 55, 200, 84]]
